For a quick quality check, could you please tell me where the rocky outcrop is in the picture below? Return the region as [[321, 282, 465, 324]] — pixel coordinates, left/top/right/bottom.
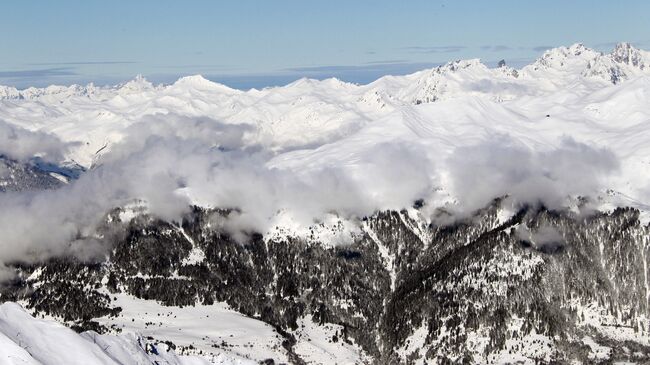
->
[[1, 200, 649, 364]]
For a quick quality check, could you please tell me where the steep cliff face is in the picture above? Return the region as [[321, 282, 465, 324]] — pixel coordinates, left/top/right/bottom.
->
[[2, 200, 649, 364]]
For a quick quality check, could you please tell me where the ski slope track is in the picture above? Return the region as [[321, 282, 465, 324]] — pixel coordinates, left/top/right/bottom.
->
[[2, 43, 650, 364]]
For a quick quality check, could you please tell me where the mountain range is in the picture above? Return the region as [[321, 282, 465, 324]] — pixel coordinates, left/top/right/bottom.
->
[[1, 42, 650, 364]]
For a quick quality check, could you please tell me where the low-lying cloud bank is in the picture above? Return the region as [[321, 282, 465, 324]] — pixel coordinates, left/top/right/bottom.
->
[[446, 136, 619, 213], [0, 115, 621, 276], [0, 120, 73, 162]]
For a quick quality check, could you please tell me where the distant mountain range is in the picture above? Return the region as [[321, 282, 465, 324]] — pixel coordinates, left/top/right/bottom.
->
[[1, 43, 650, 364]]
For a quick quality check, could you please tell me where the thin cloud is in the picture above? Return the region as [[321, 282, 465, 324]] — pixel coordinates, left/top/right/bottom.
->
[[402, 45, 466, 53], [27, 61, 137, 66], [481, 45, 511, 52], [286, 61, 442, 74], [364, 59, 410, 64], [0, 114, 435, 266], [151, 64, 235, 71], [532, 45, 554, 52], [0, 67, 77, 79]]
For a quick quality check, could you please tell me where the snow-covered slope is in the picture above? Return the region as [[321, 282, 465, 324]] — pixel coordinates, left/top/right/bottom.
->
[[1, 43, 647, 167], [0, 301, 247, 365], [2, 42, 650, 364]]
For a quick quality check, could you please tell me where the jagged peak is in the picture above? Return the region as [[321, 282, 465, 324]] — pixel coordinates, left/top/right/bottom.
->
[[0, 85, 21, 99], [567, 42, 590, 54], [0, 83, 101, 100], [406, 59, 487, 88], [438, 58, 485, 72], [393, 59, 486, 82], [613, 41, 633, 50], [582, 42, 650, 84], [610, 42, 648, 67], [537, 43, 598, 63], [521, 44, 600, 77], [118, 74, 155, 92]]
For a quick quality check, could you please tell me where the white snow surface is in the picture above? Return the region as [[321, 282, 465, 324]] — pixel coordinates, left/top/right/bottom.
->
[[0, 296, 369, 365], [0, 43, 646, 165], [93, 293, 286, 363], [0, 301, 231, 365], [2, 292, 368, 365]]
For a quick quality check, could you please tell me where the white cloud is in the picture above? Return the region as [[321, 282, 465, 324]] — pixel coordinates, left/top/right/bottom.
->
[[0, 120, 73, 162], [0, 115, 621, 276], [446, 135, 619, 212]]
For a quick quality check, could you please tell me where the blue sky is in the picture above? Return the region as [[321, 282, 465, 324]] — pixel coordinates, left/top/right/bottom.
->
[[1, 0, 649, 89]]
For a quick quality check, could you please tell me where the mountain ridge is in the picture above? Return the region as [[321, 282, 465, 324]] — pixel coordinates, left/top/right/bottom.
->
[[1, 42, 649, 101], [2, 42, 650, 364]]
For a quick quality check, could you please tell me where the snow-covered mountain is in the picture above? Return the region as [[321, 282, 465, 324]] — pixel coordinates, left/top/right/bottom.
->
[[2, 42, 650, 364], [0, 42, 648, 166]]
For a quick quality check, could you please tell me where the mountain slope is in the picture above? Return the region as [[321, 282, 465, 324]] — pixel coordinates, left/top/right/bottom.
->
[[1, 42, 648, 167], [1, 42, 650, 364], [3, 201, 650, 364], [0, 301, 239, 365]]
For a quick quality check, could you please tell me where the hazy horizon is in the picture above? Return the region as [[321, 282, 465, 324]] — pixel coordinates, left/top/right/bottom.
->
[[2, 0, 649, 89]]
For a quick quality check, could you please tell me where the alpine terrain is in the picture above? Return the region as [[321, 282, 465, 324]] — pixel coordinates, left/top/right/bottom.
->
[[2, 43, 650, 364]]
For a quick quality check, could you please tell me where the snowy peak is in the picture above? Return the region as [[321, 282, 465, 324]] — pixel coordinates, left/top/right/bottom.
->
[[171, 74, 238, 94], [584, 42, 650, 84], [436, 58, 486, 73], [524, 43, 600, 74], [394, 58, 520, 104], [0, 83, 99, 101], [1, 43, 649, 103], [567, 42, 592, 55], [283, 76, 355, 90], [117, 74, 155, 93], [518, 42, 650, 85], [610, 42, 649, 68], [0, 85, 20, 100], [20, 84, 97, 99]]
